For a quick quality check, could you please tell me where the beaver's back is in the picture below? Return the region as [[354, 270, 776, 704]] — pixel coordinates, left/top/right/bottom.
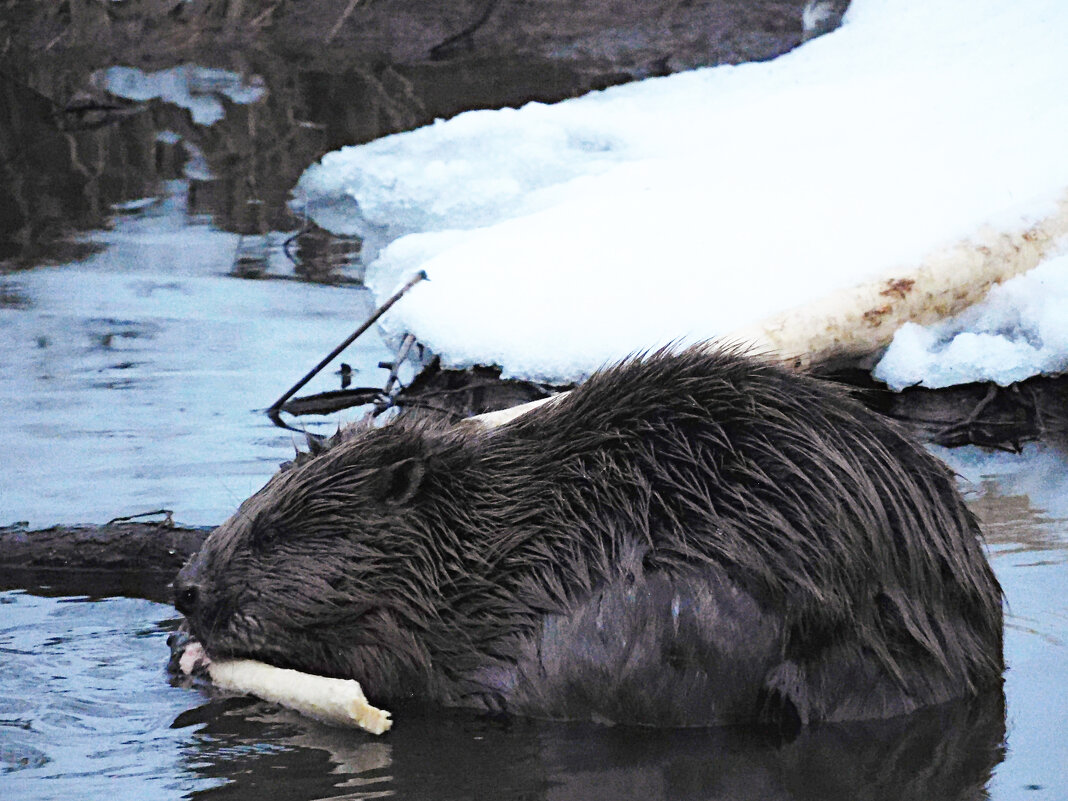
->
[[468, 346, 1003, 724]]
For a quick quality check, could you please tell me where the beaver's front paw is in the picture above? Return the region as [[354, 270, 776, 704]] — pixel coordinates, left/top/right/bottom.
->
[[167, 624, 211, 679]]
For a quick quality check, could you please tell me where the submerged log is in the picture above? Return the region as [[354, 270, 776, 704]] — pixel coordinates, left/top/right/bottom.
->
[[0, 520, 210, 601], [0, 521, 209, 575]]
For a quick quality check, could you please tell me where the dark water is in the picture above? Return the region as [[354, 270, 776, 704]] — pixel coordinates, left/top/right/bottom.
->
[[2, 446, 1066, 801], [0, 51, 623, 272]]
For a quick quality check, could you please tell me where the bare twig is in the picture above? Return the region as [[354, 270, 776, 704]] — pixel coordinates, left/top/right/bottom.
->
[[267, 270, 426, 427], [280, 387, 384, 416], [282, 220, 311, 265], [326, 0, 363, 44], [429, 0, 502, 59], [382, 334, 416, 396], [934, 384, 998, 445], [370, 333, 418, 416], [250, 1, 283, 28], [107, 509, 175, 527]]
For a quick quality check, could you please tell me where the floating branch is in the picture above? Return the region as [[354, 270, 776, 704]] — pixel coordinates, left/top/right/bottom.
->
[[280, 387, 384, 416]]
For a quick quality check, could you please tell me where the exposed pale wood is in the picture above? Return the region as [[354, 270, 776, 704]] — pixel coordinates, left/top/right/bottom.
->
[[467, 195, 1068, 429], [737, 195, 1068, 370], [209, 658, 392, 733]]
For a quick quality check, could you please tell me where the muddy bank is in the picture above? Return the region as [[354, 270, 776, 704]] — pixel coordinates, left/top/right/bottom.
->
[[2, 1, 833, 78]]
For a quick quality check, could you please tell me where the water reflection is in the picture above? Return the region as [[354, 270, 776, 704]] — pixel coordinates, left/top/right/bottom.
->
[[165, 690, 1006, 801], [1, 51, 626, 274], [939, 445, 1068, 800], [0, 591, 216, 799], [0, 74, 113, 268], [0, 179, 394, 528], [938, 444, 1068, 543], [98, 64, 266, 127], [4, 48, 596, 528]]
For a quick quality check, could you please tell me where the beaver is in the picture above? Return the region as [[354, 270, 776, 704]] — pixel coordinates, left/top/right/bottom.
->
[[174, 344, 1003, 728]]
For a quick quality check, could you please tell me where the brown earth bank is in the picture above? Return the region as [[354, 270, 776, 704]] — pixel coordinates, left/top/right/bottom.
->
[[1, 1, 833, 77]]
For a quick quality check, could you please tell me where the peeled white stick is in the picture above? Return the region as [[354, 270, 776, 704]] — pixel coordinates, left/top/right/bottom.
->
[[207, 658, 393, 735]]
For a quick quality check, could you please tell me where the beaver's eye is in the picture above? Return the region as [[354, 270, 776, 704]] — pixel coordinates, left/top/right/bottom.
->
[[250, 523, 281, 551]]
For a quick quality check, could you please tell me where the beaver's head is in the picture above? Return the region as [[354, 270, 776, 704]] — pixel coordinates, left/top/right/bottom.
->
[[174, 422, 474, 697]]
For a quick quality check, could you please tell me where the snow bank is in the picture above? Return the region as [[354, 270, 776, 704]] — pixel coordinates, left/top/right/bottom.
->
[[297, 0, 1068, 383], [874, 252, 1068, 390]]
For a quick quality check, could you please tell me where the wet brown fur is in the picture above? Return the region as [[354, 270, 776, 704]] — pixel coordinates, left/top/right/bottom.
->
[[176, 344, 1003, 727]]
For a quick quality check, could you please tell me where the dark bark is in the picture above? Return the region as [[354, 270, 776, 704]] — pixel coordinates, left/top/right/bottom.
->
[[0, 521, 209, 575], [814, 368, 1068, 452], [891, 376, 1068, 452], [396, 360, 562, 421]]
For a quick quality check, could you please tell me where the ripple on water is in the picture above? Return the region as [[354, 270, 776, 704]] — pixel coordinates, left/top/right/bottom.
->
[[0, 591, 221, 798], [0, 190, 394, 530]]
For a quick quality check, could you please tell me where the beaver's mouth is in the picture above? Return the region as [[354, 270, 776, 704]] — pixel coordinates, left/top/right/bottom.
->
[[169, 630, 340, 692], [176, 608, 276, 667], [169, 631, 290, 677], [169, 617, 359, 686], [175, 637, 212, 676], [167, 625, 231, 679]]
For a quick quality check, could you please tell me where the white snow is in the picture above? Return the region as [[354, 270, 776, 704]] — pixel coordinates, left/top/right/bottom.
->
[[297, 0, 1068, 384], [874, 252, 1068, 389]]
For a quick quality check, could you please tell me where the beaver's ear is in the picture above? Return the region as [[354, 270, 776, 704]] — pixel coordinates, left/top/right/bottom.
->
[[373, 457, 427, 506]]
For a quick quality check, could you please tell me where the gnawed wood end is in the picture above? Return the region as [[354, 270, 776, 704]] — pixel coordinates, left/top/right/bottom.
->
[[737, 193, 1068, 369], [181, 642, 392, 734]]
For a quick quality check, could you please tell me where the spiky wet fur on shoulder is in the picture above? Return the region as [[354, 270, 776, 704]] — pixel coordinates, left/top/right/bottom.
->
[[176, 344, 1003, 727]]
